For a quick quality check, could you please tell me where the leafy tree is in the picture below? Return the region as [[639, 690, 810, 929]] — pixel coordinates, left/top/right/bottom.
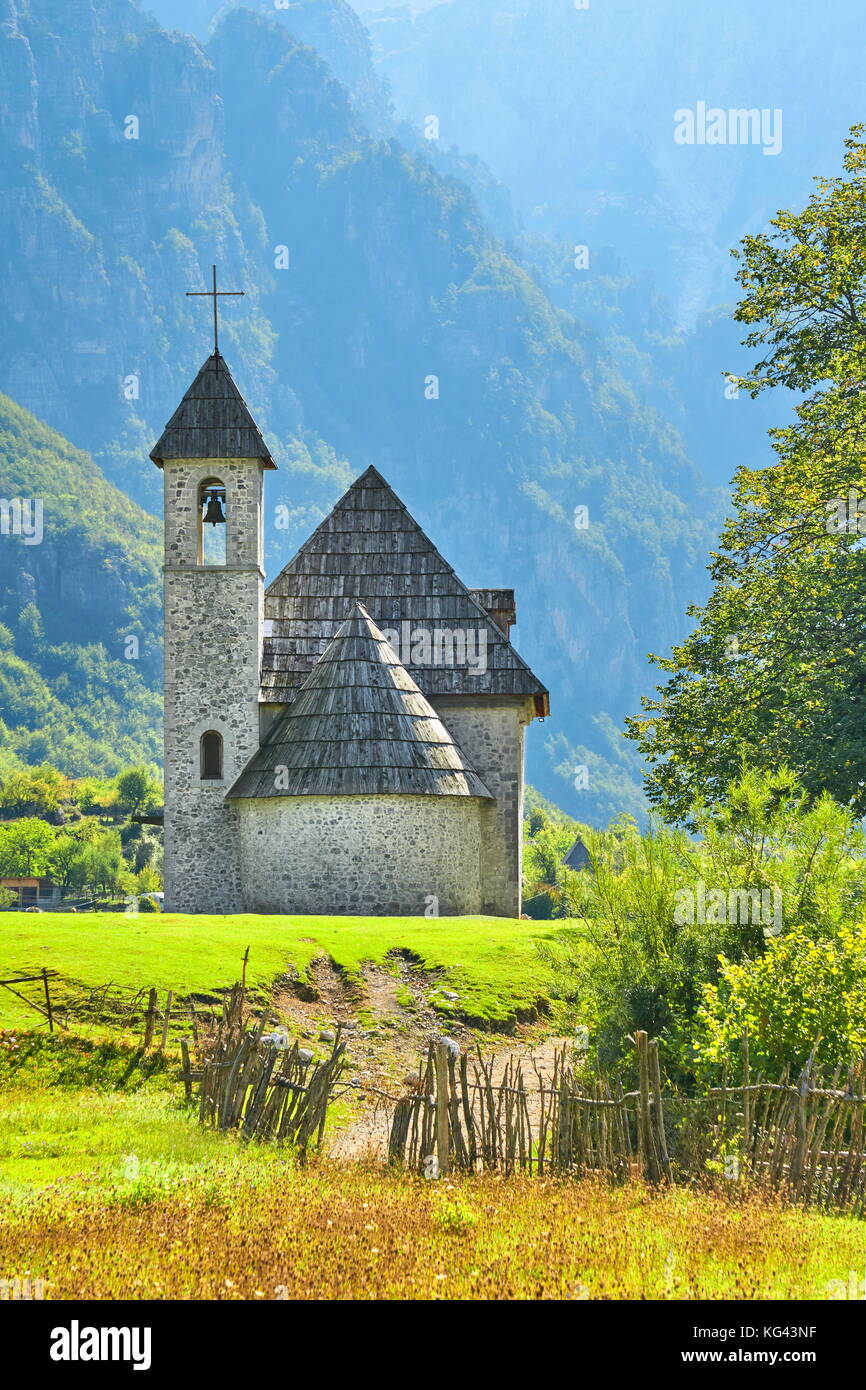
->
[[0, 763, 72, 818], [627, 127, 866, 824], [0, 817, 57, 876], [74, 776, 114, 815], [49, 822, 102, 897], [16, 602, 44, 660], [114, 765, 161, 817], [134, 865, 162, 896], [76, 830, 127, 898]]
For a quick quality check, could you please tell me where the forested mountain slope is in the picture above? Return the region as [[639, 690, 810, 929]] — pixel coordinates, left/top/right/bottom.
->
[[0, 393, 161, 774], [0, 0, 729, 818]]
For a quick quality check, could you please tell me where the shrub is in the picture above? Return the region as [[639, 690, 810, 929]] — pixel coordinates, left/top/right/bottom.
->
[[696, 922, 866, 1077], [538, 768, 866, 1085]]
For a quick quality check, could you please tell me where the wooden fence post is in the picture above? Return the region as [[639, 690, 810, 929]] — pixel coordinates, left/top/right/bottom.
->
[[790, 1056, 812, 1187], [143, 987, 158, 1049], [741, 1032, 751, 1171], [180, 1038, 192, 1102], [41, 968, 53, 1034], [160, 991, 174, 1051], [635, 1030, 660, 1183], [434, 1041, 451, 1177], [649, 1039, 670, 1179]]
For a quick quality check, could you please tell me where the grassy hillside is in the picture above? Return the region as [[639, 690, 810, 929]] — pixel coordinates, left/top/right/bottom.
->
[[2, 906, 865, 1302], [0, 395, 162, 774], [0, 911, 562, 1031]]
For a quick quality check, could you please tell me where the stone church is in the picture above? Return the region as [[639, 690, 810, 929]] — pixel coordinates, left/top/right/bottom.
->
[[151, 349, 549, 918]]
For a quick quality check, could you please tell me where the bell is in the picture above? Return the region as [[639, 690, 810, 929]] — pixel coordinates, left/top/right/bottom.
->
[[202, 490, 226, 526]]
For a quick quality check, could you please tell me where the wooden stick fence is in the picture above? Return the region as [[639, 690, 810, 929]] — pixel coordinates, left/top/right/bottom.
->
[[387, 1031, 866, 1212], [3, 969, 217, 1051], [184, 983, 347, 1156], [77, 982, 176, 1048], [388, 1034, 645, 1180]]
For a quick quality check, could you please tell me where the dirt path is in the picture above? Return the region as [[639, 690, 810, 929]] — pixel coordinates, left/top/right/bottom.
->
[[267, 952, 568, 1161]]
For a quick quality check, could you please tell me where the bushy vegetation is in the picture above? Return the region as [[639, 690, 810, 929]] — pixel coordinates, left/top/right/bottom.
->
[[0, 756, 162, 903], [697, 922, 866, 1079], [538, 768, 866, 1086], [522, 807, 584, 918]]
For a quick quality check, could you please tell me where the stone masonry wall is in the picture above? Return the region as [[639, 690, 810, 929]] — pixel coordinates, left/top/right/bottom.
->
[[163, 458, 264, 914], [234, 794, 484, 916], [429, 698, 533, 917]]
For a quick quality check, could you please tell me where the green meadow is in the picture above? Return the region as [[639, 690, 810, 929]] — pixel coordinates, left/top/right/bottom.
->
[[0, 911, 563, 1032]]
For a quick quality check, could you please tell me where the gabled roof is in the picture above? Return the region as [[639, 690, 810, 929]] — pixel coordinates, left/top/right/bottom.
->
[[150, 353, 276, 468], [562, 835, 592, 873], [262, 467, 548, 709], [229, 602, 493, 800]]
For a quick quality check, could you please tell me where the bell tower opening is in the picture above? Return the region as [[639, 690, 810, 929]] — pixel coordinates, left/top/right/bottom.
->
[[198, 478, 227, 566], [200, 730, 224, 781]]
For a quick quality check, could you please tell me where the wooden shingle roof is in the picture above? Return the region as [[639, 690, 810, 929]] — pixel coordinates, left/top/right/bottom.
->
[[262, 467, 548, 709], [563, 835, 592, 872], [150, 353, 276, 468], [229, 602, 493, 800]]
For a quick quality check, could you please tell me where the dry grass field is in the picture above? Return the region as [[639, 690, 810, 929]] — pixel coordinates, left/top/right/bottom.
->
[[3, 1158, 864, 1301]]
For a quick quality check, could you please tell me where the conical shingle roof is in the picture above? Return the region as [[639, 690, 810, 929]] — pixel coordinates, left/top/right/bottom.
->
[[228, 602, 492, 799], [150, 353, 276, 467]]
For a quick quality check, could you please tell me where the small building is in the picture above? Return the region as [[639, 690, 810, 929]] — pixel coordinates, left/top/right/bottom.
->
[[562, 835, 592, 873], [1, 876, 59, 909]]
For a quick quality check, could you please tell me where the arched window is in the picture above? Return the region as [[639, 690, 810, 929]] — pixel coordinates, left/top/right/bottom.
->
[[198, 478, 227, 566], [200, 731, 223, 781]]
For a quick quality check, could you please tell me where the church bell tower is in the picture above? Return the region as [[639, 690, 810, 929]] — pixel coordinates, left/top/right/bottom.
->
[[150, 269, 276, 912]]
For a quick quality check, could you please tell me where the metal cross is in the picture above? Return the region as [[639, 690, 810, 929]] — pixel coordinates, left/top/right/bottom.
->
[[186, 263, 244, 355]]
